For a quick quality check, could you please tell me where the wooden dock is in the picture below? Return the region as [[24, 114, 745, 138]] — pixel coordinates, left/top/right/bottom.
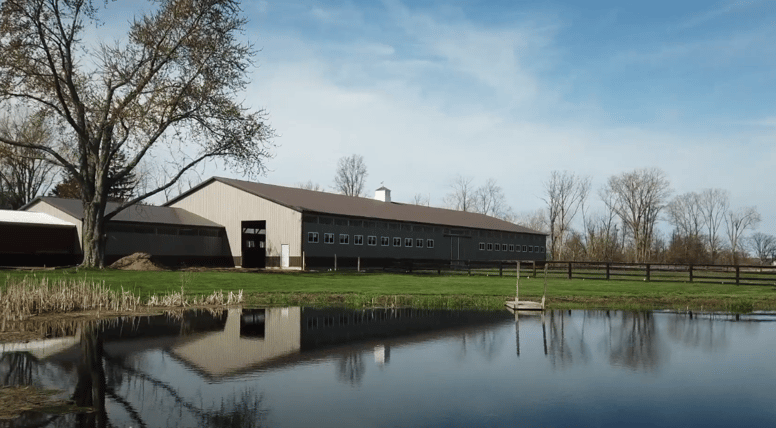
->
[[505, 299, 544, 311]]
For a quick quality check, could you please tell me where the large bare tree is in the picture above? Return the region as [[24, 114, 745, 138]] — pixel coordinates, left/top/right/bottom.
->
[[748, 232, 776, 265], [473, 178, 510, 218], [0, 0, 274, 267], [0, 112, 57, 208], [443, 174, 475, 212], [725, 206, 761, 264], [333, 154, 368, 197], [601, 168, 671, 262], [542, 171, 591, 260], [698, 188, 729, 263]]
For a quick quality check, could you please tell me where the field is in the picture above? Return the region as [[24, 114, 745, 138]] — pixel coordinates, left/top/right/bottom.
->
[[3, 268, 776, 312]]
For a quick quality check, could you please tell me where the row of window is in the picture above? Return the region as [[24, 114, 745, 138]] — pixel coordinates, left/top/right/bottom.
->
[[309, 232, 435, 249], [479, 242, 544, 253]]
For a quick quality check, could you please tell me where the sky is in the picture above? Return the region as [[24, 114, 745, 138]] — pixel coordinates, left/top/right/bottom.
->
[[128, 1, 776, 233]]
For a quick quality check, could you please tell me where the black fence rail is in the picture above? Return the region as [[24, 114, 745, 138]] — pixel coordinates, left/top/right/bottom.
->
[[373, 259, 776, 286]]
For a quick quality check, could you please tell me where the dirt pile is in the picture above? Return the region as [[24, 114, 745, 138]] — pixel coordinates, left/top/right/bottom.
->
[[109, 252, 166, 271]]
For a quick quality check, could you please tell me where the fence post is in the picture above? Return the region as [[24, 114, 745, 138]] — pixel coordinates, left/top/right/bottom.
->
[[533, 261, 537, 278], [606, 262, 610, 280], [646, 264, 651, 282], [358, 256, 361, 272], [302, 251, 305, 271], [499, 261, 503, 277], [468, 261, 471, 276], [736, 265, 740, 286], [568, 262, 572, 280], [689, 264, 693, 283], [334, 254, 337, 271]]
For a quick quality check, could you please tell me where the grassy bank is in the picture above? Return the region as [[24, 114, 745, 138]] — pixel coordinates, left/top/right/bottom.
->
[[3, 268, 776, 313]]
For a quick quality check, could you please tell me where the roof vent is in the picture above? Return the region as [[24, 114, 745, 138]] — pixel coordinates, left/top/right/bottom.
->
[[375, 186, 391, 203]]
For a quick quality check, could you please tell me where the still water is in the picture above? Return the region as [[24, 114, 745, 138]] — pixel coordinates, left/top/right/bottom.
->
[[2, 307, 775, 427]]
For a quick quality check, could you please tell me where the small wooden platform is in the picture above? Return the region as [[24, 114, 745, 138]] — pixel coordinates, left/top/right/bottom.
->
[[505, 300, 544, 311]]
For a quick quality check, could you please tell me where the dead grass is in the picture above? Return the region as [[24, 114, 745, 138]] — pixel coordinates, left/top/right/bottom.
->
[[1, 276, 243, 321], [0, 386, 75, 419]]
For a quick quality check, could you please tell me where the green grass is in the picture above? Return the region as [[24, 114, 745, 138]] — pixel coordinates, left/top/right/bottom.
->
[[3, 268, 776, 312]]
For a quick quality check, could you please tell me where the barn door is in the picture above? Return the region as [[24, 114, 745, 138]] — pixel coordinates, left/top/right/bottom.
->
[[241, 221, 266, 268]]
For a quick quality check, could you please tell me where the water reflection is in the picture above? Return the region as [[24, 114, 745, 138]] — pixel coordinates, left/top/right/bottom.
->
[[2, 308, 775, 427]]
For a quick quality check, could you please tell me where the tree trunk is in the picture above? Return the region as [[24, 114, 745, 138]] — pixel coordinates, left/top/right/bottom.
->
[[81, 198, 108, 268]]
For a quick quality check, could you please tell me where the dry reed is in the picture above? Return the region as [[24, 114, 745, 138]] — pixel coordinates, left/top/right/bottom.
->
[[1, 276, 244, 321]]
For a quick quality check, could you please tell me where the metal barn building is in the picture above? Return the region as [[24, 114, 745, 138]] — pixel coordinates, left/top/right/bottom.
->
[[166, 177, 547, 269], [22, 197, 231, 266], [0, 210, 79, 266]]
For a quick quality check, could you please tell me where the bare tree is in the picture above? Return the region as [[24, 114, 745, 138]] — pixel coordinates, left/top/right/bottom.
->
[[473, 178, 510, 218], [601, 168, 671, 262], [333, 154, 367, 197], [665, 192, 708, 263], [698, 188, 729, 263], [297, 180, 322, 192], [725, 206, 761, 264], [747, 232, 776, 265], [515, 208, 549, 233], [443, 174, 475, 212], [0, 0, 275, 267], [411, 193, 430, 206], [542, 171, 591, 260], [0, 112, 58, 209], [583, 211, 622, 262]]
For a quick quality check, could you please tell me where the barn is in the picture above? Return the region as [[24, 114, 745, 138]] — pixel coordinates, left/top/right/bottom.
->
[[0, 210, 79, 267], [166, 177, 547, 269], [22, 197, 231, 266]]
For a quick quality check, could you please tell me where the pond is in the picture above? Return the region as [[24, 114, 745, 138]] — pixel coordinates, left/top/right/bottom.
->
[[1, 307, 775, 427]]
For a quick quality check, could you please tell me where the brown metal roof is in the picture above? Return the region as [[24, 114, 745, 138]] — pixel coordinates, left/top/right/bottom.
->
[[26, 197, 223, 228], [169, 177, 545, 235]]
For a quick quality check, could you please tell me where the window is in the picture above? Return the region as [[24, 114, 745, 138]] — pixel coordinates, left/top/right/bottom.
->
[[339, 234, 349, 244], [382, 236, 390, 246], [516, 245, 521, 252], [503, 245, 509, 252], [487, 243, 493, 251], [308, 232, 319, 243], [324, 233, 334, 244], [416, 238, 423, 248], [354, 235, 363, 245], [528, 246, 533, 252], [509, 244, 514, 252], [479, 242, 486, 250], [405, 238, 413, 247], [368, 236, 377, 246], [427, 239, 434, 248], [393, 237, 401, 246], [522, 245, 527, 252], [495, 243, 501, 251], [541, 246, 545, 253]]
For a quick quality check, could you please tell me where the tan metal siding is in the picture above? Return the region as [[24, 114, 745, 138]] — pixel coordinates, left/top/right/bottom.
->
[[169, 181, 302, 261], [23, 200, 83, 253]]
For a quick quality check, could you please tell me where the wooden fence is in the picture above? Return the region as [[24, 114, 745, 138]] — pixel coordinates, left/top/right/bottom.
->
[[380, 259, 776, 286]]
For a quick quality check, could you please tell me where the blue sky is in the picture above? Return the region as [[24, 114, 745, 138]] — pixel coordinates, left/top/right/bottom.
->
[[162, 1, 776, 233]]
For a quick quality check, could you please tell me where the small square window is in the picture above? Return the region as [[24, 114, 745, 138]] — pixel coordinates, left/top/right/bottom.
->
[[405, 237, 413, 247], [340, 234, 349, 244], [479, 242, 485, 251], [522, 245, 527, 252], [516, 245, 521, 252], [382, 236, 390, 246], [324, 233, 334, 244], [368, 236, 377, 246], [308, 232, 319, 243], [416, 238, 423, 248], [393, 237, 401, 247], [503, 245, 509, 252], [495, 243, 501, 251], [354, 235, 363, 245], [509, 244, 514, 251], [528, 246, 533, 252], [487, 243, 493, 251], [427, 239, 434, 248]]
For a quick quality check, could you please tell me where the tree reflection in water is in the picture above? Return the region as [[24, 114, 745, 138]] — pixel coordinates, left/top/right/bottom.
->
[[665, 312, 730, 352], [337, 351, 366, 386], [546, 311, 591, 370], [606, 311, 662, 371], [2, 319, 269, 428]]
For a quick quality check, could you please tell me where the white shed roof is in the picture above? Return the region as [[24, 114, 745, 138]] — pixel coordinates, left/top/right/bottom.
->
[[0, 210, 76, 227]]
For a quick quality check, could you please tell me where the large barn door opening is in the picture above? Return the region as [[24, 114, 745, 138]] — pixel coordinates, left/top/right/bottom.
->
[[242, 221, 266, 268]]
